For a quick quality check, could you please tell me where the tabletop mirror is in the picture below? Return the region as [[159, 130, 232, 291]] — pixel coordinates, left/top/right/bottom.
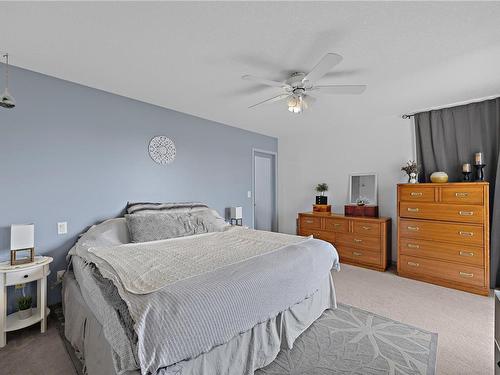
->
[[349, 173, 378, 205]]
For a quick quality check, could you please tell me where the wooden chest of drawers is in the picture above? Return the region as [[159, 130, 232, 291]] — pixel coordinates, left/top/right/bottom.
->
[[397, 182, 490, 296], [297, 212, 391, 271]]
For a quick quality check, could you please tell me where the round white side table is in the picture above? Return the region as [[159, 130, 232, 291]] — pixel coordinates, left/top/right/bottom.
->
[[0, 256, 53, 347]]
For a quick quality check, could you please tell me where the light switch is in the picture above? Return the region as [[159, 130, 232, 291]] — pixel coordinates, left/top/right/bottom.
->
[[247, 191, 252, 198], [57, 222, 68, 235]]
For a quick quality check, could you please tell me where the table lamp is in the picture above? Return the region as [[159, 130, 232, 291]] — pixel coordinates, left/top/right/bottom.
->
[[10, 224, 35, 265], [229, 207, 243, 226]]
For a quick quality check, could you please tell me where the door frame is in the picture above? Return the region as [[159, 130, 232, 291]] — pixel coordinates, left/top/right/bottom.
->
[[252, 148, 278, 231]]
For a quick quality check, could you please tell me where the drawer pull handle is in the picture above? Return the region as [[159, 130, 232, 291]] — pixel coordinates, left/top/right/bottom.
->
[[455, 192, 469, 197], [410, 192, 423, 196], [459, 231, 474, 237], [305, 220, 314, 224], [459, 251, 474, 257], [23, 274, 28, 279], [407, 226, 419, 231], [407, 261, 419, 267], [407, 243, 420, 249], [407, 208, 420, 212], [353, 239, 363, 243], [333, 223, 342, 227], [361, 226, 371, 230], [459, 272, 474, 278], [459, 211, 473, 216], [352, 251, 363, 256]]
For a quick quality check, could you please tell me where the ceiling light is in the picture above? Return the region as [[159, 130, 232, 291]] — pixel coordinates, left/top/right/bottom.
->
[[1, 53, 16, 109], [287, 95, 303, 114]]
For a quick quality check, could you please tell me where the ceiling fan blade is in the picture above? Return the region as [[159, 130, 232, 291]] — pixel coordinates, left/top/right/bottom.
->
[[302, 53, 343, 85], [248, 93, 290, 109], [312, 84, 367, 95], [242, 75, 290, 89]]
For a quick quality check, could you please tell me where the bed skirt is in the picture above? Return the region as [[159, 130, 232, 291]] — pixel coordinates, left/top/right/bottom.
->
[[62, 271, 336, 375]]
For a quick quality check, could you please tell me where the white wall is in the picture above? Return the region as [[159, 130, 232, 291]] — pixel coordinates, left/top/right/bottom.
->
[[277, 42, 500, 263], [278, 115, 414, 261]]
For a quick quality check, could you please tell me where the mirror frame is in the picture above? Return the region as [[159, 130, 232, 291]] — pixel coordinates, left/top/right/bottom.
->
[[348, 173, 378, 205]]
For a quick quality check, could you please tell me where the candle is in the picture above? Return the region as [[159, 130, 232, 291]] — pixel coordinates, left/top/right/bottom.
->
[[475, 152, 484, 165], [462, 163, 471, 172]]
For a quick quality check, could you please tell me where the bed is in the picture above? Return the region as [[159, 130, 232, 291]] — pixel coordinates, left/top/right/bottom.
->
[[62, 205, 339, 375]]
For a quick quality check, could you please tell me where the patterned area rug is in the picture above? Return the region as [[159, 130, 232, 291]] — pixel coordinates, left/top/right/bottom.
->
[[257, 303, 438, 375], [54, 303, 437, 375]]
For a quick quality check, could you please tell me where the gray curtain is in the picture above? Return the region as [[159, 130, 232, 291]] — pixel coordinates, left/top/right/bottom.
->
[[414, 97, 500, 288]]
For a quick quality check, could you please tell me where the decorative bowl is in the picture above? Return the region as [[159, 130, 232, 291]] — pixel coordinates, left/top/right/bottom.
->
[[430, 171, 449, 183]]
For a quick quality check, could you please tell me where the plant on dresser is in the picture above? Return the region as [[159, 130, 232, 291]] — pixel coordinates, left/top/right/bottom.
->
[[297, 212, 391, 271], [397, 182, 489, 296]]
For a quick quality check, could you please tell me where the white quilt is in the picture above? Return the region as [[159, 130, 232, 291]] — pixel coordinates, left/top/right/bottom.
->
[[88, 226, 308, 294]]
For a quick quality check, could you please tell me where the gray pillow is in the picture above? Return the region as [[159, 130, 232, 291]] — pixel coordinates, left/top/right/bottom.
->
[[125, 211, 227, 243], [126, 202, 208, 215]]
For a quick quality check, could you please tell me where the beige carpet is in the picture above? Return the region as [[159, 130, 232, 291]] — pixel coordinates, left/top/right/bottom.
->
[[0, 263, 493, 374], [332, 264, 494, 375], [0, 317, 76, 375]]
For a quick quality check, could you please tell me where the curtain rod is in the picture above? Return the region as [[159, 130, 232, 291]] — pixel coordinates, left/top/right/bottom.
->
[[401, 94, 500, 119]]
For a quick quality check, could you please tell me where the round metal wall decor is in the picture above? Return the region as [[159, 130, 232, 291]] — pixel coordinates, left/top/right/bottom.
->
[[148, 136, 176, 164]]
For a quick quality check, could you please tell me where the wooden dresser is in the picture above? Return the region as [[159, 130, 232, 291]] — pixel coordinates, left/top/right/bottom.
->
[[397, 182, 490, 296], [297, 212, 391, 271]]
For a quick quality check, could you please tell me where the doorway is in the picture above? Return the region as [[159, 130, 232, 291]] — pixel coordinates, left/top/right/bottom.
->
[[253, 149, 277, 232]]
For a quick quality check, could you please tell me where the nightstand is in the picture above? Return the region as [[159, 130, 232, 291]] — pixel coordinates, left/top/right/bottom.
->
[[0, 256, 53, 348]]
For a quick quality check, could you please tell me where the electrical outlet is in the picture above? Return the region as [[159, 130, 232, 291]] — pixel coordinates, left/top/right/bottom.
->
[[56, 270, 66, 283], [247, 191, 252, 198], [57, 222, 68, 235]]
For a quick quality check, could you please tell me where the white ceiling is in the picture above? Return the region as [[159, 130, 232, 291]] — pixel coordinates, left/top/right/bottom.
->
[[2, 2, 500, 137]]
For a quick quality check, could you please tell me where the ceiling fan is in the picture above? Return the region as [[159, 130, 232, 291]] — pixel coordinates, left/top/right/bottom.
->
[[242, 53, 366, 114]]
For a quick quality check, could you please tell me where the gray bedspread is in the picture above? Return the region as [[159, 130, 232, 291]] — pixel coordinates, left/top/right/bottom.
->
[[71, 226, 339, 374]]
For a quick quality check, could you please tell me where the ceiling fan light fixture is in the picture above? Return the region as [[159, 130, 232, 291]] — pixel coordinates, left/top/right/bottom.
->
[[0, 53, 15, 109], [242, 52, 366, 113], [288, 95, 303, 114]]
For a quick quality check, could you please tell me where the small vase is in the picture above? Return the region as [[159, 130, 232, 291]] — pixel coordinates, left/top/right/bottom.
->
[[430, 171, 449, 183], [17, 308, 32, 320]]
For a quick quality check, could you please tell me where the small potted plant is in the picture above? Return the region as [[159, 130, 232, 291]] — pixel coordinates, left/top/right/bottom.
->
[[17, 295, 33, 320], [315, 183, 329, 204], [401, 161, 419, 183]]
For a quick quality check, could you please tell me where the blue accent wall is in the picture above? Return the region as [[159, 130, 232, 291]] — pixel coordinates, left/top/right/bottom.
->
[[0, 65, 277, 311]]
